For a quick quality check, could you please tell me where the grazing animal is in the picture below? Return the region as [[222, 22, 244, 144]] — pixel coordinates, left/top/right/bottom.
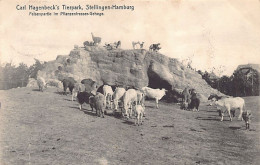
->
[[133, 104, 145, 126], [77, 91, 94, 110], [149, 43, 161, 52], [112, 87, 126, 111], [209, 95, 245, 121], [142, 87, 167, 108], [103, 85, 114, 109], [181, 87, 191, 110], [93, 92, 105, 118], [122, 89, 138, 118], [62, 77, 76, 95], [91, 32, 101, 45], [242, 111, 251, 130], [188, 92, 200, 111], [72, 83, 86, 101], [37, 77, 47, 92]]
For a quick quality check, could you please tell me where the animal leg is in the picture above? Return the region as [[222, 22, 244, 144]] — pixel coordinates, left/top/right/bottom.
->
[[63, 87, 67, 95], [140, 113, 143, 125], [114, 100, 118, 111], [71, 94, 74, 101], [156, 98, 159, 109], [101, 109, 104, 118], [238, 108, 243, 121], [220, 112, 224, 122], [227, 108, 232, 121], [79, 104, 82, 110]]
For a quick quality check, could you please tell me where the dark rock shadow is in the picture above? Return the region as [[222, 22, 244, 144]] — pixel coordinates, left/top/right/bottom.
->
[[64, 98, 72, 101], [196, 116, 219, 121], [229, 126, 241, 130], [205, 110, 218, 113], [82, 109, 98, 117], [54, 91, 65, 95], [145, 105, 156, 108], [122, 119, 135, 125]]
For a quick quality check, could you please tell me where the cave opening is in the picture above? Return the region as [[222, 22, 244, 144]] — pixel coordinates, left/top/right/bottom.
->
[[147, 64, 182, 103], [147, 67, 172, 90]]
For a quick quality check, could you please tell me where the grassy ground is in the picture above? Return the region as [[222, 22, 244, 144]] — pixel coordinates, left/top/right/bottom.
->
[[0, 87, 259, 165]]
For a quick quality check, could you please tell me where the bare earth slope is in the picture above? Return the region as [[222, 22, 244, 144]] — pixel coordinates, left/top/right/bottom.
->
[[0, 87, 259, 165]]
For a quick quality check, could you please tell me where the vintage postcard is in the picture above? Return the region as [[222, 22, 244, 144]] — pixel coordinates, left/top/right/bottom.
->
[[0, 0, 259, 164]]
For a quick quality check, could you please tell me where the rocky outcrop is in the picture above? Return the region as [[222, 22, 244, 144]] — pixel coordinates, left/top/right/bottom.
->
[[37, 46, 222, 100]]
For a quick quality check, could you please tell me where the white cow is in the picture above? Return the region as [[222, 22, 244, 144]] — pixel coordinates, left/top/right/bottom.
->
[[103, 85, 114, 109], [112, 87, 126, 111], [142, 87, 167, 108], [122, 89, 137, 118], [211, 96, 245, 121]]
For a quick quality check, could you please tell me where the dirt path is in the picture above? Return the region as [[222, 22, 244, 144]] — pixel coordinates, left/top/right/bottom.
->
[[0, 87, 259, 164]]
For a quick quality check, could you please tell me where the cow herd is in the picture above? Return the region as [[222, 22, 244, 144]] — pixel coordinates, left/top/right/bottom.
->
[[36, 76, 252, 129]]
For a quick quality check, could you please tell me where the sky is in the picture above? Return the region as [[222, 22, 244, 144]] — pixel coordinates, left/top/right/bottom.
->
[[0, 0, 260, 76]]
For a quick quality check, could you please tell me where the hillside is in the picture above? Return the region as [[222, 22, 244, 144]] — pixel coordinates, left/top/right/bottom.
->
[[37, 46, 222, 99]]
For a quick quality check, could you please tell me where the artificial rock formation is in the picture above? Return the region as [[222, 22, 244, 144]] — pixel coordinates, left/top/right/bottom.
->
[[37, 46, 222, 101]]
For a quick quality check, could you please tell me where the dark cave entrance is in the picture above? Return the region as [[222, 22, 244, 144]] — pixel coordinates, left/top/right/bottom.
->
[[147, 63, 182, 103], [147, 66, 172, 90]]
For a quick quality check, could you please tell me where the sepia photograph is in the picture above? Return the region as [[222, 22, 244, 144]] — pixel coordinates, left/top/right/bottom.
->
[[0, 0, 259, 164]]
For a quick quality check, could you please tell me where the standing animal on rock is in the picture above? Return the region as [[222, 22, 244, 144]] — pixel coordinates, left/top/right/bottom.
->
[[132, 41, 144, 49], [37, 77, 47, 92], [242, 111, 252, 130], [208, 95, 245, 121], [104, 43, 114, 50], [115, 41, 121, 49], [62, 77, 76, 95], [132, 41, 140, 49], [91, 32, 101, 45], [149, 43, 161, 52], [72, 82, 86, 101], [83, 41, 95, 47], [139, 42, 144, 49], [142, 87, 167, 109], [113, 87, 126, 111]]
